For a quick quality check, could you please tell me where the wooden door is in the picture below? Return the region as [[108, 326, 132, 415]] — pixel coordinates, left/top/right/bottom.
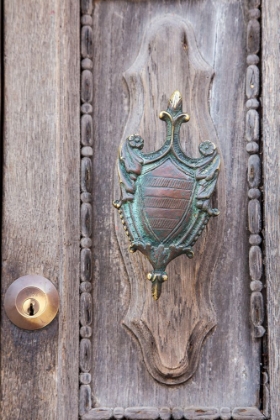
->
[[1, 0, 280, 419]]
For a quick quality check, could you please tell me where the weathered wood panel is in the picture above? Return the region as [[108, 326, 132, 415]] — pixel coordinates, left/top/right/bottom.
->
[[91, 0, 261, 410], [114, 15, 223, 386], [0, 1, 80, 419], [262, 1, 280, 418]]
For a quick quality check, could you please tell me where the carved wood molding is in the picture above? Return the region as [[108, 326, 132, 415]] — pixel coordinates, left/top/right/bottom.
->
[[245, 0, 269, 416], [81, 406, 265, 420], [246, 0, 265, 339], [79, 0, 94, 417], [114, 15, 225, 385]]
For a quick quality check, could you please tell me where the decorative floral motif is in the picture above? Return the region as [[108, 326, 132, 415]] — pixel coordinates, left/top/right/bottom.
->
[[128, 134, 144, 149], [199, 140, 216, 156]]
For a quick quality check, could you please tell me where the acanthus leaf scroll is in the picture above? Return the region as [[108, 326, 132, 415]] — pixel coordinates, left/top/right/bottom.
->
[[114, 90, 220, 300]]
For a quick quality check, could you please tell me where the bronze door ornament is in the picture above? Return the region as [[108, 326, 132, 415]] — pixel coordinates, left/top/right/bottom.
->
[[114, 90, 220, 300]]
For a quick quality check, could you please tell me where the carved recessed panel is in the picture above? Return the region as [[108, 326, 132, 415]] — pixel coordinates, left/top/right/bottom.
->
[[114, 15, 225, 385]]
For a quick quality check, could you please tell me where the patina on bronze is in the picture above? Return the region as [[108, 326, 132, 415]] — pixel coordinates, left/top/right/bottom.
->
[[114, 91, 220, 300]]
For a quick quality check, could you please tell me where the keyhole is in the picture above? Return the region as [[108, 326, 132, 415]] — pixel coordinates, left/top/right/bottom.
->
[[27, 302, 34, 316], [22, 298, 39, 316]]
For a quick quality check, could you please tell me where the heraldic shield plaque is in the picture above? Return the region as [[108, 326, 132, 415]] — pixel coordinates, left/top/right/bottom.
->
[[114, 90, 220, 301]]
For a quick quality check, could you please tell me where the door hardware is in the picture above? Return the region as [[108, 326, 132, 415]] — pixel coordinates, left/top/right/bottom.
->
[[4, 275, 59, 330], [114, 91, 220, 300]]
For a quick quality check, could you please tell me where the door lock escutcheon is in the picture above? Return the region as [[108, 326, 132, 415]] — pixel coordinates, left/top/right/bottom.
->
[[4, 275, 59, 330]]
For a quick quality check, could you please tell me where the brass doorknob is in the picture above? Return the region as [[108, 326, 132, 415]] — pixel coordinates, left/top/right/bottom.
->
[[4, 275, 59, 330]]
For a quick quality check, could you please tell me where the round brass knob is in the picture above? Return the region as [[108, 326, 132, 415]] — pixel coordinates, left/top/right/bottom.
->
[[4, 275, 59, 330]]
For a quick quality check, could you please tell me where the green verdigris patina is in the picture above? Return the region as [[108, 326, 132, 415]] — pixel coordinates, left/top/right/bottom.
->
[[113, 91, 220, 300]]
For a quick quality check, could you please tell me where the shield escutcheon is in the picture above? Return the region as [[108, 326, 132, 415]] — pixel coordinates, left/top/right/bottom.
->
[[138, 159, 195, 243], [114, 91, 220, 300]]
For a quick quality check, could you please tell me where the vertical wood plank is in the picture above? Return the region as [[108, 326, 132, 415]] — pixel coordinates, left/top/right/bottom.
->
[[0, 1, 80, 419], [56, 1, 80, 419], [91, 0, 260, 410], [262, 2, 280, 419]]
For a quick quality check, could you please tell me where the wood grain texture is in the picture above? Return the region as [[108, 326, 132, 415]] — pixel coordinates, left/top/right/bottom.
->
[[246, 142, 259, 154], [80, 338, 92, 373], [248, 199, 261, 234], [248, 155, 261, 188], [81, 157, 93, 193], [158, 407, 171, 420], [91, 0, 261, 410], [114, 407, 125, 419], [81, 248, 92, 282], [245, 110, 259, 142], [80, 292, 93, 326], [247, 19, 260, 55], [246, 65, 259, 99], [80, 385, 92, 417], [262, 0, 280, 418], [262, 372, 270, 419], [249, 246, 262, 281], [232, 407, 264, 420], [81, 203, 93, 238], [0, 1, 80, 419], [80, 372, 92, 385], [81, 115, 94, 146], [83, 408, 113, 420], [82, 406, 265, 420], [114, 15, 223, 385]]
